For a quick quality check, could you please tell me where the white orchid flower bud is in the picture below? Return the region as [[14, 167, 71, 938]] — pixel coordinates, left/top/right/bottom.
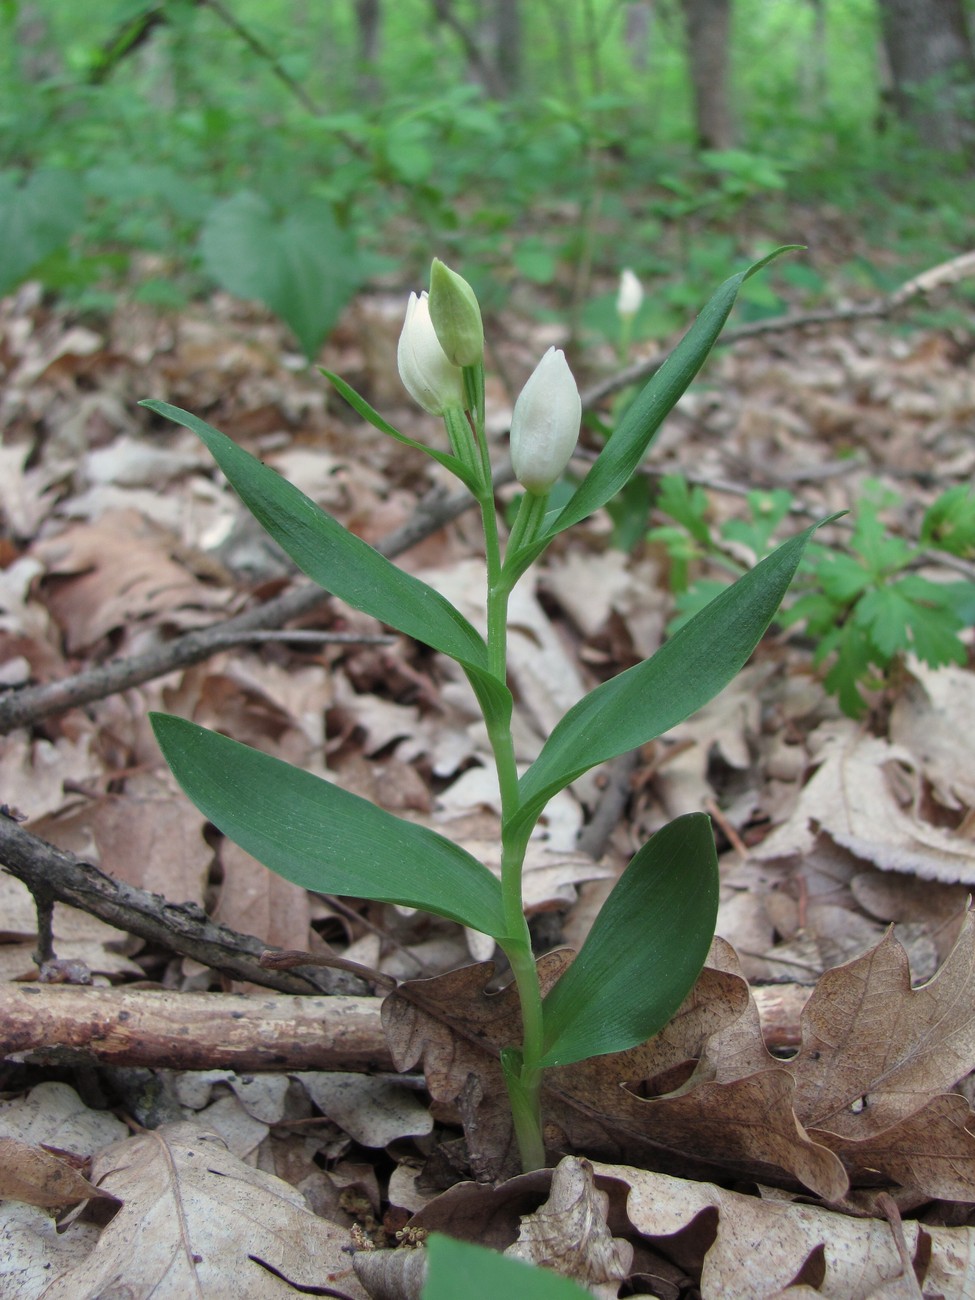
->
[[617, 267, 644, 319], [510, 347, 581, 496], [397, 291, 465, 416]]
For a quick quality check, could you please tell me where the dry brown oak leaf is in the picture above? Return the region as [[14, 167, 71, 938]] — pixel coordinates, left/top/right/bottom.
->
[[385, 920, 975, 1203], [37, 1121, 368, 1299]]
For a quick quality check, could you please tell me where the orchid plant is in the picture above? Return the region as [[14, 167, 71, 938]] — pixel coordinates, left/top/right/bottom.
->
[[148, 252, 824, 1172]]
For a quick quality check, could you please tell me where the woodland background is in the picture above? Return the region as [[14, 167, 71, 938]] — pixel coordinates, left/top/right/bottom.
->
[[2, 2, 975, 1298]]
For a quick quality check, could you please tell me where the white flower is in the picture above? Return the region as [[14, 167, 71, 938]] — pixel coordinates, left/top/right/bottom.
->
[[397, 291, 465, 415], [616, 267, 644, 319], [510, 347, 581, 496]]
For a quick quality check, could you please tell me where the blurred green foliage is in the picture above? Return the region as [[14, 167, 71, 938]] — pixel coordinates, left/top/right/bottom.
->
[[0, 0, 972, 352]]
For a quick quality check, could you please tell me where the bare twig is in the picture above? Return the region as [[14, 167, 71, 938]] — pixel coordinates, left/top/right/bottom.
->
[[576, 751, 640, 860], [580, 249, 975, 409], [0, 813, 356, 997], [0, 480, 479, 735], [0, 977, 807, 1074], [0, 984, 393, 1074]]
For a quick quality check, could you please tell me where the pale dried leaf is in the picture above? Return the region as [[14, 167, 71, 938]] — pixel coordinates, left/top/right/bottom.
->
[[39, 1122, 368, 1299], [505, 1156, 633, 1299], [298, 1073, 433, 1148], [214, 839, 311, 960], [890, 661, 975, 811], [0, 1137, 112, 1209], [788, 916, 975, 1135], [600, 1163, 969, 1300], [33, 509, 232, 652], [755, 724, 975, 883], [0, 1201, 100, 1298], [0, 1083, 128, 1157]]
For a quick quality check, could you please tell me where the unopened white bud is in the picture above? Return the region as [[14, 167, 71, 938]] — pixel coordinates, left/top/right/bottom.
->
[[510, 347, 581, 496], [397, 291, 465, 416], [616, 267, 644, 319]]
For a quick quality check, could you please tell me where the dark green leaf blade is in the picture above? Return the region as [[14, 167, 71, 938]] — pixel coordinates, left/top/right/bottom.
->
[[320, 368, 480, 492], [424, 1235, 591, 1300], [539, 813, 718, 1068], [512, 520, 828, 837], [151, 714, 508, 940], [140, 399, 511, 725], [547, 249, 800, 538]]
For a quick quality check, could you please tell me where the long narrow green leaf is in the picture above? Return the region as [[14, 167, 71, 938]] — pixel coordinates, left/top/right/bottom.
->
[[140, 399, 511, 725], [511, 520, 827, 839], [320, 369, 481, 493], [540, 813, 718, 1067], [507, 250, 801, 578], [151, 714, 509, 940]]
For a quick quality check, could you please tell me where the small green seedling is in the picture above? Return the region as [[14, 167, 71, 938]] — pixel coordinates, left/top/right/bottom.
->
[[148, 252, 824, 1171]]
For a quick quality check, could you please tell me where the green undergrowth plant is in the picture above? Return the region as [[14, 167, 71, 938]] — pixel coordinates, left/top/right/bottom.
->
[[649, 473, 975, 716], [147, 251, 828, 1173]]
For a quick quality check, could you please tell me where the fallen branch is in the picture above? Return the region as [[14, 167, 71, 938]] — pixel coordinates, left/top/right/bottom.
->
[[0, 981, 808, 1074], [0, 814, 354, 997], [583, 249, 975, 408], [0, 984, 392, 1074], [0, 479, 483, 735]]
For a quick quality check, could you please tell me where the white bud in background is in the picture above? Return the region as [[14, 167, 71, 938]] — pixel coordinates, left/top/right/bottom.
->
[[616, 267, 644, 319], [509, 347, 581, 496], [397, 291, 465, 416]]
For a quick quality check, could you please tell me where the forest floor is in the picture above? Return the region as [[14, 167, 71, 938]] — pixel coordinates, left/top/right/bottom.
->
[[1, 253, 975, 1298]]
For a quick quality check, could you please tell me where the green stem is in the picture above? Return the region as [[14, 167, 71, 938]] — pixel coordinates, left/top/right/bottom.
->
[[467, 364, 547, 1172], [501, 1044, 546, 1172]]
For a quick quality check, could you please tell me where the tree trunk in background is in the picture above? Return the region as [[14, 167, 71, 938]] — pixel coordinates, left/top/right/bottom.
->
[[13, 3, 62, 81], [354, 0, 382, 98], [490, 0, 522, 95], [877, 0, 975, 153], [625, 1, 653, 76], [429, 0, 505, 96], [798, 0, 827, 117], [681, 0, 736, 149]]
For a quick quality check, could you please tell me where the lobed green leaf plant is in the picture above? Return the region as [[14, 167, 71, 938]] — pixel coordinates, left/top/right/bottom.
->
[[147, 252, 826, 1172], [650, 473, 975, 717]]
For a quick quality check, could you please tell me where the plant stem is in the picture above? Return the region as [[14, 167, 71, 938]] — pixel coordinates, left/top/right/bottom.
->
[[463, 363, 548, 1172]]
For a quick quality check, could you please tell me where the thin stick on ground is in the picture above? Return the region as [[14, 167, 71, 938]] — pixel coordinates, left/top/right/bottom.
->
[[0, 812, 356, 997]]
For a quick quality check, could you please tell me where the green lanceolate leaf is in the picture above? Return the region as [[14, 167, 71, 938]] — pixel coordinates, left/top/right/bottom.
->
[[511, 519, 829, 839], [320, 369, 481, 494], [500, 249, 799, 585], [539, 813, 718, 1068], [424, 1235, 591, 1300], [151, 714, 508, 940], [140, 400, 511, 726]]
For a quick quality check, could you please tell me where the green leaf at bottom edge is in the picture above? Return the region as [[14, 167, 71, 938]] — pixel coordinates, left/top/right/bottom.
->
[[423, 1234, 591, 1300], [151, 713, 507, 941], [539, 813, 718, 1068]]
